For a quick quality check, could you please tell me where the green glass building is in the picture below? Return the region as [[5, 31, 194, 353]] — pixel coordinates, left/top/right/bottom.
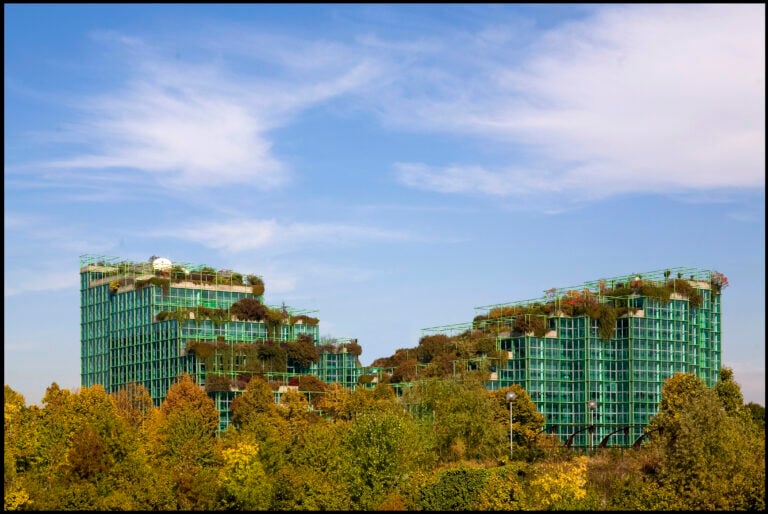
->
[[422, 268, 724, 448], [79, 254, 359, 430]]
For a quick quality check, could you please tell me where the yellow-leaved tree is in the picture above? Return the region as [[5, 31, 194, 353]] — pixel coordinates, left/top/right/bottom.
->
[[4, 385, 31, 511], [217, 442, 271, 510], [527, 455, 589, 509]]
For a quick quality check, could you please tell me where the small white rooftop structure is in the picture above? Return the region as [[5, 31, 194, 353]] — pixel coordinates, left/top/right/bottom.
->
[[152, 257, 173, 271]]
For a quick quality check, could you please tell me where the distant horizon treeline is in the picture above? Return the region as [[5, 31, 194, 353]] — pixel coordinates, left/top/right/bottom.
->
[[4, 367, 765, 511]]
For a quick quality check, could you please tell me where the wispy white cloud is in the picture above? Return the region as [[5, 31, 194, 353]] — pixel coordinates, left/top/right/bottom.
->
[[389, 4, 765, 201], [44, 84, 285, 188], [11, 5, 764, 205], [152, 218, 414, 253], [394, 162, 566, 197], [24, 29, 383, 191]]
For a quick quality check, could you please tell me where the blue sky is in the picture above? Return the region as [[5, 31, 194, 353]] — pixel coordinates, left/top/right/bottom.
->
[[5, 4, 765, 406]]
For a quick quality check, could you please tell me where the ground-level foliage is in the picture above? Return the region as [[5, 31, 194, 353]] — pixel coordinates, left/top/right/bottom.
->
[[4, 368, 764, 511]]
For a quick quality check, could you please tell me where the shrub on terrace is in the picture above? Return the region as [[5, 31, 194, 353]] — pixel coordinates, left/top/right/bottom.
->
[[230, 298, 268, 321]]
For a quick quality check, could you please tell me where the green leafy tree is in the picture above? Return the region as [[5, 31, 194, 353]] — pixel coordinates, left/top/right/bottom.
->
[[645, 371, 765, 510], [490, 385, 546, 460], [271, 420, 351, 510], [338, 409, 433, 510], [648, 372, 707, 436], [715, 366, 745, 415], [11, 383, 171, 510], [476, 463, 528, 510], [416, 466, 492, 510], [404, 378, 515, 464], [318, 382, 401, 421], [745, 402, 765, 430]]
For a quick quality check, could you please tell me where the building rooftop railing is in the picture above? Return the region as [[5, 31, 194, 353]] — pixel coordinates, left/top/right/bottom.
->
[[474, 267, 714, 315]]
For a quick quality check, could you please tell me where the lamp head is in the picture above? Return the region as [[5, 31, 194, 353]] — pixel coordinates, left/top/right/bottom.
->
[[506, 391, 517, 403]]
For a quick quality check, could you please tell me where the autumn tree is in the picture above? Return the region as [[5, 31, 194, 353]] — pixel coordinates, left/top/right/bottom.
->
[[148, 373, 221, 510], [229, 297, 268, 321], [526, 456, 589, 510], [402, 377, 510, 464], [415, 334, 452, 363], [8, 383, 171, 510], [111, 382, 154, 430], [285, 338, 319, 371], [277, 389, 318, 436], [745, 401, 765, 430], [422, 352, 456, 378], [297, 374, 327, 409], [4, 385, 31, 510], [316, 382, 353, 420], [337, 408, 433, 510], [217, 442, 271, 510], [390, 357, 419, 383], [641, 371, 765, 510], [228, 377, 290, 475], [318, 381, 400, 422], [715, 366, 745, 415], [490, 385, 546, 460], [270, 420, 351, 510], [230, 376, 278, 427], [156, 373, 219, 463]]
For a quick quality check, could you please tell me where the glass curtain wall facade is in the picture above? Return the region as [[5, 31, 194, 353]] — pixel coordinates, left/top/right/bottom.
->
[[79, 254, 354, 431], [423, 268, 723, 448], [313, 338, 361, 386]]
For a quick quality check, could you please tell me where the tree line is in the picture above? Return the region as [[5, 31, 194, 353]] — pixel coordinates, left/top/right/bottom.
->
[[4, 367, 764, 510]]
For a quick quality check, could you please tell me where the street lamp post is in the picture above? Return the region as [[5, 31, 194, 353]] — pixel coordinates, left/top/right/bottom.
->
[[588, 400, 597, 451], [506, 391, 517, 460]]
